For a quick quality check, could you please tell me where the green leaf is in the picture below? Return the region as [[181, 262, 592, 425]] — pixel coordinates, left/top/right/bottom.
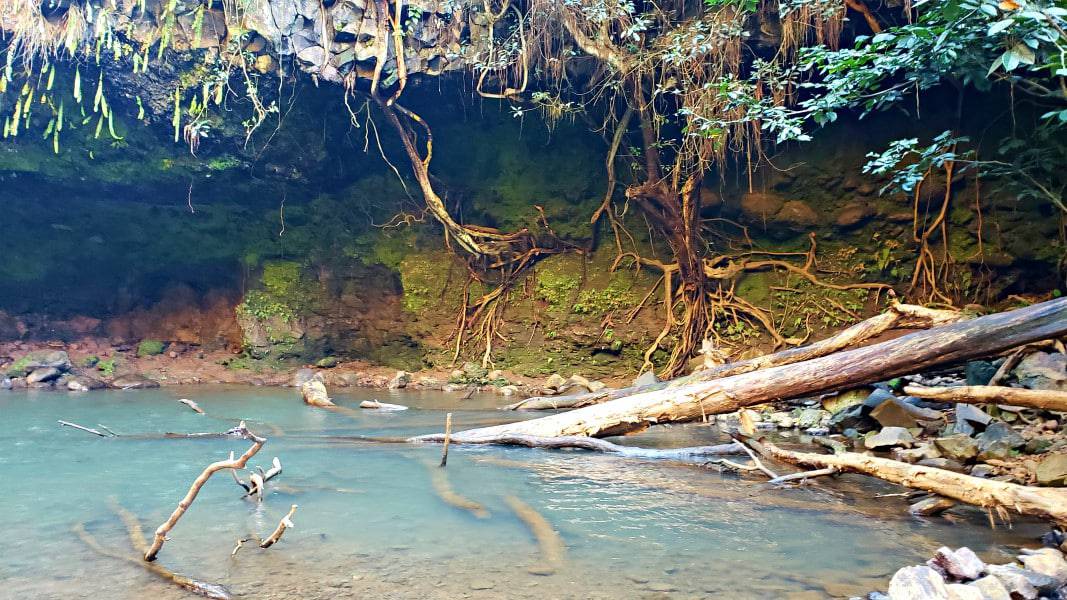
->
[[988, 18, 1015, 35]]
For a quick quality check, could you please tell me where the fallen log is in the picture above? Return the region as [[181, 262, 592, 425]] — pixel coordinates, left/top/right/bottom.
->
[[144, 421, 266, 561], [504, 495, 566, 576], [433, 298, 1067, 441], [903, 385, 1067, 412], [505, 302, 963, 410], [412, 433, 744, 459], [178, 398, 205, 414], [750, 440, 1067, 525]]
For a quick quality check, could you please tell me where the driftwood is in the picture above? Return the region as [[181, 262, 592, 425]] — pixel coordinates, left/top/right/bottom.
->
[[58, 420, 114, 437], [504, 495, 566, 576], [178, 398, 205, 414], [440, 412, 453, 467], [412, 433, 745, 459], [231, 457, 283, 499], [904, 385, 1067, 412], [359, 400, 409, 411], [751, 440, 1067, 525], [260, 504, 298, 549], [505, 302, 963, 410], [427, 463, 489, 518], [144, 421, 266, 561], [439, 299, 1067, 441]]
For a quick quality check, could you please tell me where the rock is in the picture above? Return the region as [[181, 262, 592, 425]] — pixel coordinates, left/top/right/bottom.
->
[[6, 350, 71, 376], [740, 191, 784, 221], [633, 371, 659, 387], [866, 427, 915, 449], [894, 442, 942, 464], [26, 367, 62, 384], [944, 584, 983, 600], [796, 408, 828, 429], [969, 464, 996, 478], [1018, 548, 1067, 583], [934, 435, 980, 462], [468, 579, 494, 591], [500, 385, 521, 396], [315, 356, 340, 368], [544, 373, 567, 391], [917, 458, 967, 473], [965, 361, 998, 386], [955, 404, 992, 428], [908, 495, 956, 516], [864, 388, 900, 409], [110, 374, 160, 389], [775, 200, 820, 228], [645, 581, 677, 592], [67, 376, 106, 392], [888, 565, 950, 599], [416, 377, 441, 389], [462, 361, 489, 381], [835, 202, 874, 228], [487, 369, 504, 380], [0, 377, 10, 389], [986, 564, 1057, 597], [388, 371, 411, 389], [588, 380, 607, 392], [1034, 453, 1067, 486], [929, 547, 985, 581], [301, 378, 333, 407], [291, 368, 316, 387], [567, 374, 594, 392], [871, 397, 942, 429], [1013, 352, 1066, 391], [976, 423, 1025, 461], [823, 388, 870, 414], [829, 404, 878, 432], [967, 575, 1011, 600]]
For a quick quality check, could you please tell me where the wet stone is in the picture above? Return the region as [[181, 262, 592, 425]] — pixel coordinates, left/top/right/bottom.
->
[[1034, 453, 1067, 486], [934, 435, 979, 462], [968, 575, 1011, 600], [865, 427, 915, 449], [928, 547, 985, 581], [888, 565, 948, 599], [1018, 548, 1067, 583]]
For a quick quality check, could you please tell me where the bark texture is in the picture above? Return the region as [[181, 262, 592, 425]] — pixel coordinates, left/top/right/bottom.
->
[[904, 385, 1067, 412]]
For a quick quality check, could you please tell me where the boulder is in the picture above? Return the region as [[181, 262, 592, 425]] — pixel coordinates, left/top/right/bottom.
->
[[1034, 453, 1067, 486], [865, 427, 915, 449], [829, 403, 878, 433], [544, 373, 567, 392], [315, 356, 340, 368], [388, 370, 411, 390], [976, 423, 1025, 461], [301, 377, 333, 407], [934, 435, 979, 462], [822, 388, 870, 414], [775, 200, 820, 228], [908, 495, 956, 517], [955, 404, 992, 428], [633, 370, 659, 387], [740, 191, 784, 221], [67, 376, 106, 392], [6, 350, 71, 376], [986, 564, 1058, 596], [1013, 352, 1066, 391], [0, 377, 10, 390], [1018, 548, 1067, 583], [26, 367, 62, 384], [944, 584, 983, 600], [929, 547, 985, 581], [966, 576, 1011, 600], [871, 397, 943, 429], [965, 361, 998, 386], [110, 374, 160, 389], [291, 368, 317, 387], [888, 565, 949, 599], [462, 361, 489, 381], [863, 388, 900, 409], [835, 202, 874, 228], [796, 408, 828, 429]]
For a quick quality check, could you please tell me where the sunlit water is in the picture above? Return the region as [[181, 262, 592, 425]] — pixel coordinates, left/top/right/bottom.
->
[[0, 386, 1047, 599]]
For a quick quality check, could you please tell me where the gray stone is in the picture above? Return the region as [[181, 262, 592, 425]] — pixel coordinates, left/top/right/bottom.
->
[[796, 408, 828, 429], [918, 458, 967, 473], [864, 388, 900, 409], [462, 361, 490, 380], [888, 565, 950, 599], [1034, 453, 1067, 486], [945, 583, 983, 600], [0, 377, 10, 389], [67, 376, 106, 392], [866, 427, 915, 449], [967, 575, 1011, 600], [7, 350, 72, 376], [987, 563, 1058, 596], [544, 373, 567, 391], [1013, 352, 1066, 391], [976, 423, 1025, 461], [955, 404, 992, 427], [110, 374, 160, 389], [935, 435, 980, 462], [387, 370, 411, 390], [965, 361, 998, 386], [909, 495, 956, 516], [26, 367, 61, 384], [291, 368, 316, 387], [929, 547, 985, 581], [300, 379, 332, 406], [633, 370, 659, 387], [830, 404, 878, 433], [893, 443, 941, 464], [1018, 548, 1067, 583]]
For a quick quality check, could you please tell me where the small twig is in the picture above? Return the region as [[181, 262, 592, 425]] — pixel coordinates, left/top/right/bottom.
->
[[96, 424, 119, 437], [767, 467, 838, 486], [58, 420, 112, 437], [178, 399, 205, 414], [440, 413, 453, 468], [732, 436, 779, 479]]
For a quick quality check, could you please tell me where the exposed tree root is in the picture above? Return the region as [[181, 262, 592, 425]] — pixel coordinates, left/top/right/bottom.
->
[[505, 302, 962, 410], [749, 439, 1067, 526], [427, 462, 490, 519], [259, 504, 298, 549], [442, 298, 1067, 440], [903, 385, 1067, 412], [504, 495, 566, 576], [144, 422, 266, 561]]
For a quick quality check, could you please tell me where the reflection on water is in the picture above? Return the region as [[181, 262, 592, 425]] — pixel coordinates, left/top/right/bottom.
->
[[0, 386, 1044, 599]]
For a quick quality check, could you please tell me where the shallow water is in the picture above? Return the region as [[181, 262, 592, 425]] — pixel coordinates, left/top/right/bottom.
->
[[0, 387, 1047, 599]]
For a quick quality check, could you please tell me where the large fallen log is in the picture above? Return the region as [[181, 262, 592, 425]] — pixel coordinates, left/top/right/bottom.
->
[[430, 298, 1067, 441], [505, 303, 963, 410], [903, 385, 1067, 412], [412, 433, 744, 459], [751, 440, 1067, 525]]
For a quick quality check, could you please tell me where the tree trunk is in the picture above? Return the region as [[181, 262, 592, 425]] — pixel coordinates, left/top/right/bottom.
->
[[433, 298, 1067, 441], [904, 385, 1067, 412], [505, 303, 962, 410], [751, 440, 1067, 526]]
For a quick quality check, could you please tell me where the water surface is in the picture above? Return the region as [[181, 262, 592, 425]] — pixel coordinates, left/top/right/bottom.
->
[[0, 386, 1046, 599]]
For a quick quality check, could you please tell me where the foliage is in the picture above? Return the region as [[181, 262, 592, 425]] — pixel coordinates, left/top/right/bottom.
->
[[136, 339, 165, 357], [236, 290, 296, 323], [96, 358, 117, 377]]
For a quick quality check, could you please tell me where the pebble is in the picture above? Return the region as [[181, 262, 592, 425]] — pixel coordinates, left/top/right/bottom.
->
[[469, 580, 494, 590]]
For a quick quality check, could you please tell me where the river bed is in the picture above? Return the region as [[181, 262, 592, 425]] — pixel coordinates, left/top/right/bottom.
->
[[0, 386, 1047, 599]]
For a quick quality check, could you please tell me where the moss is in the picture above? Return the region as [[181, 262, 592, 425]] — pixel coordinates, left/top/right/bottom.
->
[[136, 340, 166, 357], [236, 290, 295, 322], [535, 255, 582, 312], [5, 356, 33, 377], [97, 358, 118, 376], [262, 261, 303, 298], [398, 250, 460, 315], [572, 281, 638, 315]]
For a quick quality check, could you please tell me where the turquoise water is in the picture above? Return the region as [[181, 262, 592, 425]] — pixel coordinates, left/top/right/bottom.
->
[[0, 387, 1046, 599]]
